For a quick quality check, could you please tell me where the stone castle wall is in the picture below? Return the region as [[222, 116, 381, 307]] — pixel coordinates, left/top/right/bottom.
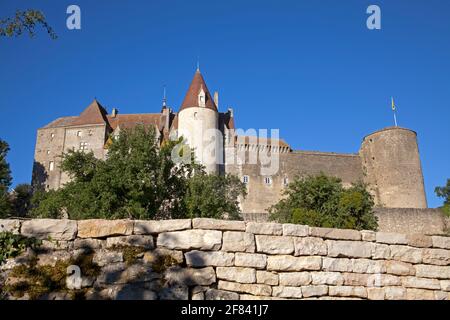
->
[[1, 218, 449, 300]]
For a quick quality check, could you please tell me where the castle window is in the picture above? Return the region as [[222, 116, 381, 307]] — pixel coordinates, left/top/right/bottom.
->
[[79, 142, 88, 151], [77, 131, 82, 137], [50, 133, 55, 139], [46, 150, 50, 155], [264, 177, 272, 185], [283, 177, 289, 186], [243, 175, 249, 184], [49, 161, 55, 171]]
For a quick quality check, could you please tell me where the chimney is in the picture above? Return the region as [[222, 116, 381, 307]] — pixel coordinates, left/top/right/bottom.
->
[[112, 108, 118, 118], [214, 91, 219, 109]]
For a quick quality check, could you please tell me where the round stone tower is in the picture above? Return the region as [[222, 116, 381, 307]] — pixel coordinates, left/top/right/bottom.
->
[[177, 69, 220, 174], [359, 127, 427, 208]]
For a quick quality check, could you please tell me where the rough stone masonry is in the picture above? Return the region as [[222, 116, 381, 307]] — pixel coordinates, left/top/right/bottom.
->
[[1, 218, 449, 300]]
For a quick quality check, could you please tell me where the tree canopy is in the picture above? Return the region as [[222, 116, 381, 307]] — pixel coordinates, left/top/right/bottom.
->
[[31, 126, 246, 220], [269, 173, 378, 230], [435, 179, 450, 216], [0, 9, 56, 39], [0, 139, 12, 217]]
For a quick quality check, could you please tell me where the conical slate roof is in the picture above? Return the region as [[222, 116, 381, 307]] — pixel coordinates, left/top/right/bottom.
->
[[179, 69, 217, 112]]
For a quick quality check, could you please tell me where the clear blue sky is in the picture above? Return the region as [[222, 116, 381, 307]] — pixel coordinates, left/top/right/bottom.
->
[[0, 0, 449, 208]]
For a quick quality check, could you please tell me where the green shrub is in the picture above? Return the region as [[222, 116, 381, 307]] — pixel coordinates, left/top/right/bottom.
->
[[269, 173, 378, 230], [0, 232, 41, 265]]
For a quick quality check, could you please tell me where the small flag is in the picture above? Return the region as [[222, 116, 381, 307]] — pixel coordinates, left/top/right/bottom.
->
[[391, 97, 396, 111]]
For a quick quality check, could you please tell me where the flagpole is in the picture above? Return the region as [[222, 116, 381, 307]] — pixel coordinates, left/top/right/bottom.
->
[[391, 97, 398, 127]]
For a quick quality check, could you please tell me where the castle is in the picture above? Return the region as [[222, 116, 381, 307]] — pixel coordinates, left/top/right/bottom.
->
[[32, 69, 428, 215]]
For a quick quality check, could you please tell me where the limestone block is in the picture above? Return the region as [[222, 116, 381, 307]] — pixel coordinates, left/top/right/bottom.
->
[[40, 240, 74, 251], [415, 264, 450, 279], [431, 236, 450, 249], [256, 271, 279, 285], [267, 255, 321, 272], [157, 230, 222, 250], [301, 285, 328, 298], [74, 238, 105, 250], [385, 260, 415, 276], [36, 251, 71, 267], [192, 292, 205, 300], [434, 291, 449, 300], [97, 262, 160, 285], [389, 245, 423, 264], [372, 244, 391, 259], [328, 286, 367, 298], [22, 219, 77, 240], [402, 276, 440, 290], [278, 272, 311, 286], [222, 231, 255, 253], [205, 289, 240, 300], [282, 224, 309, 237], [272, 286, 303, 298], [422, 248, 450, 266], [133, 219, 191, 235], [311, 272, 344, 285], [164, 266, 216, 286], [240, 294, 283, 300], [294, 237, 327, 256], [218, 280, 271, 296], [106, 235, 154, 249], [246, 222, 282, 235], [361, 230, 376, 242], [78, 219, 133, 238], [185, 250, 234, 267], [326, 240, 373, 258], [367, 274, 402, 287], [384, 287, 406, 300], [322, 257, 352, 272], [216, 267, 256, 284], [159, 285, 189, 300], [93, 249, 123, 266], [193, 218, 245, 231], [255, 235, 294, 254], [406, 234, 432, 248], [0, 219, 21, 234], [376, 232, 408, 245], [367, 287, 385, 300], [343, 273, 370, 286], [143, 248, 184, 265], [235, 253, 267, 269], [114, 285, 157, 300], [352, 259, 386, 274], [440, 280, 450, 291], [406, 288, 435, 300], [310, 227, 361, 241]]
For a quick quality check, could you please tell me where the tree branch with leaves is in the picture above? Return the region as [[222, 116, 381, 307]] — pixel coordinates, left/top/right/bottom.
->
[[0, 9, 57, 39]]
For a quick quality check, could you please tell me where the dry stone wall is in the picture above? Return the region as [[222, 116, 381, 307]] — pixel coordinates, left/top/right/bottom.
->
[[1, 218, 450, 300]]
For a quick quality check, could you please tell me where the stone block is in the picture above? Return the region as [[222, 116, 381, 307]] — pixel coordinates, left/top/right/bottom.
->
[[311, 272, 344, 285], [310, 227, 361, 241], [0, 219, 21, 234], [205, 289, 240, 300], [431, 236, 450, 249], [106, 235, 154, 249], [193, 218, 245, 231], [216, 267, 256, 284], [185, 250, 234, 267], [256, 271, 279, 285], [22, 219, 77, 240], [222, 231, 255, 253], [389, 245, 423, 264], [376, 232, 408, 245], [278, 272, 311, 286], [294, 237, 327, 256], [326, 240, 373, 258], [322, 257, 352, 272], [218, 281, 271, 296], [158, 230, 222, 250], [235, 253, 267, 269], [267, 255, 321, 272], [246, 222, 282, 235], [385, 260, 415, 276], [78, 219, 133, 238], [328, 286, 367, 298], [164, 266, 216, 286], [422, 248, 450, 266], [133, 219, 191, 234], [255, 235, 294, 254], [282, 224, 309, 237], [272, 286, 303, 298], [415, 264, 450, 279], [402, 276, 440, 290], [301, 285, 328, 298]]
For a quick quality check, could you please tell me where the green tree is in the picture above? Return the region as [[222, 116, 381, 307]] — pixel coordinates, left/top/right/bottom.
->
[[0, 9, 57, 39], [31, 126, 246, 220], [10, 184, 33, 217], [184, 173, 247, 220], [435, 179, 450, 216], [269, 173, 378, 230], [0, 139, 12, 217]]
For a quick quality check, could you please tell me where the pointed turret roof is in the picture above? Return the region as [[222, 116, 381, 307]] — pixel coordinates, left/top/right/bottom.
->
[[179, 69, 217, 112], [71, 99, 109, 126]]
